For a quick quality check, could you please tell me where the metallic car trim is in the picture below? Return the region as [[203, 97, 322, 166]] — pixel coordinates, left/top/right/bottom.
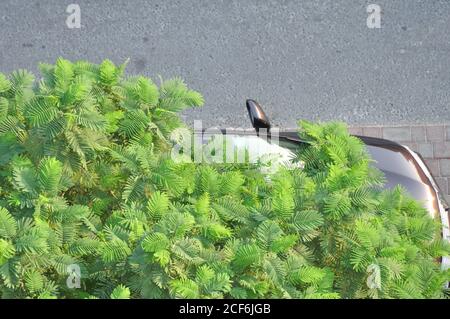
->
[[402, 145, 450, 271]]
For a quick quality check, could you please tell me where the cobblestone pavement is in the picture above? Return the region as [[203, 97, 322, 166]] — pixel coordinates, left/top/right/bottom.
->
[[348, 124, 450, 204]]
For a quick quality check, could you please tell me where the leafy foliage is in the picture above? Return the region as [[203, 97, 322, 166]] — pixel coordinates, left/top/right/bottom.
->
[[0, 59, 448, 299]]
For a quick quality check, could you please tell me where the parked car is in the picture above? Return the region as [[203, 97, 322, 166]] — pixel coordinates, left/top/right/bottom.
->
[[199, 99, 450, 275]]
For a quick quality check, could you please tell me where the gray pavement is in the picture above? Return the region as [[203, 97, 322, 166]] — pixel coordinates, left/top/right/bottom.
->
[[0, 0, 449, 128]]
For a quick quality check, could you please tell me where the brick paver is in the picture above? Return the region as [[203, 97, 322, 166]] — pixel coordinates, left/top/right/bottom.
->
[[350, 124, 450, 204], [411, 126, 426, 142], [382, 126, 411, 142]]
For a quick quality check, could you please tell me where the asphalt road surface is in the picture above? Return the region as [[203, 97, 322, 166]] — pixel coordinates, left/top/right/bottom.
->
[[1, 0, 449, 128]]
